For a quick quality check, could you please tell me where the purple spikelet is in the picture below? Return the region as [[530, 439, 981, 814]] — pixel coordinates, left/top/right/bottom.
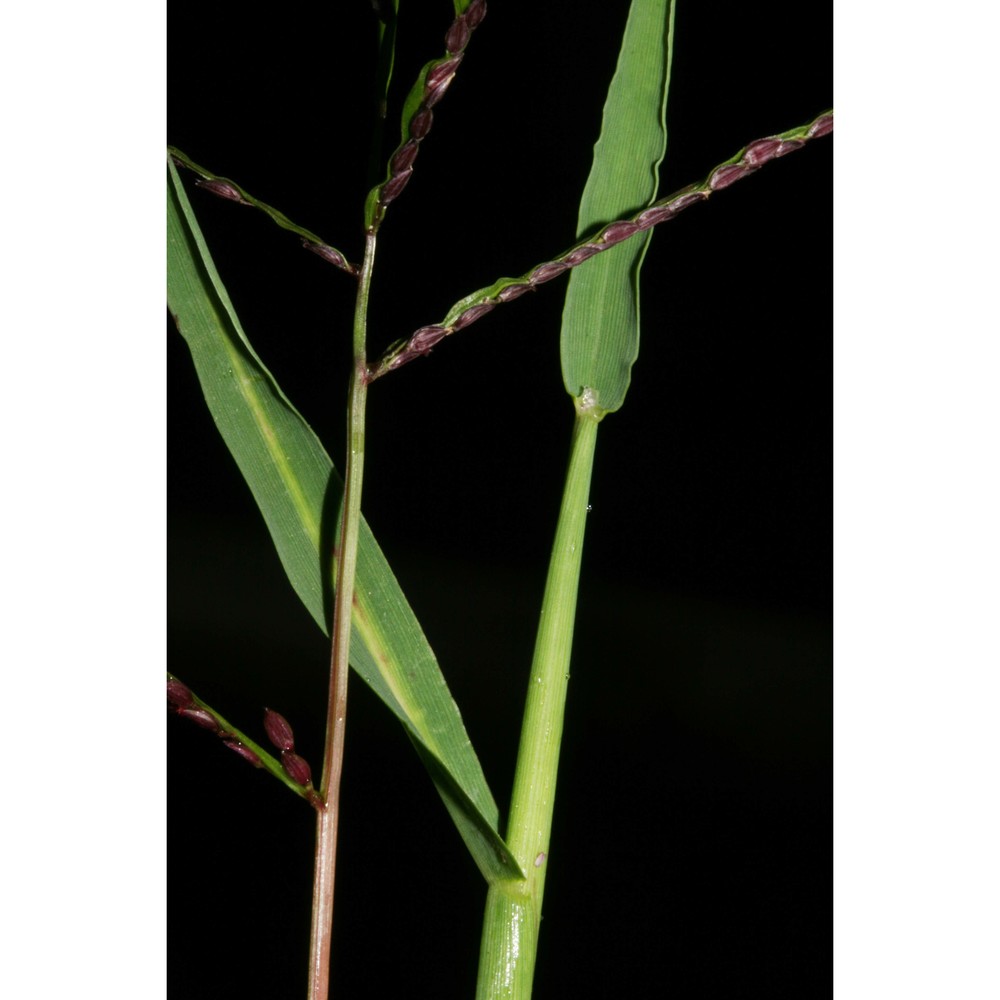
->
[[497, 283, 533, 303], [223, 740, 263, 768], [373, 3, 487, 226], [445, 17, 471, 55], [709, 162, 758, 190], [262, 707, 317, 790], [263, 708, 296, 752], [167, 678, 194, 710], [529, 262, 570, 285], [409, 107, 434, 139], [465, 0, 487, 29], [409, 325, 449, 354], [167, 677, 320, 793], [453, 302, 496, 329], [599, 220, 642, 246], [808, 113, 833, 138], [195, 178, 250, 205], [301, 241, 357, 276], [178, 706, 220, 732], [281, 751, 313, 788]]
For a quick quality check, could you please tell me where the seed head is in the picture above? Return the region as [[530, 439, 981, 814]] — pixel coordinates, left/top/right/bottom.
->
[[635, 206, 670, 229], [465, 0, 487, 29], [302, 241, 354, 274], [380, 168, 413, 205], [222, 740, 263, 768], [409, 325, 449, 354], [445, 16, 471, 55], [808, 114, 833, 138], [666, 190, 708, 215], [423, 56, 463, 109], [195, 178, 249, 205], [561, 245, 602, 265], [423, 78, 454, 109], [263, 708, 296, 751], [409, 107, 434, 139], [743, 137, 784, 167], [710, 163, 757, 191], [425, 55, 463, 92], [390, 140, 420, 175], [452, 302, 495, 330], [281, 751, 313, 787], [601, 220, 641, 245], [529, 261, 569, 285], [167, 678, 193, 710], [775, 138, 806, 157], [498, 282, 532, 303], [179, 706, 220, 732]]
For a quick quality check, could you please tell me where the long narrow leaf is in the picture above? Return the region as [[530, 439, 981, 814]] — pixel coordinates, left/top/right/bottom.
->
[[167, 158, 523, 883]]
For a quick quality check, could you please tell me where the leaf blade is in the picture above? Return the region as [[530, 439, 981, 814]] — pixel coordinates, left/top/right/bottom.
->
[[560, 0, 676, 414], [167, 159, 523, 883]]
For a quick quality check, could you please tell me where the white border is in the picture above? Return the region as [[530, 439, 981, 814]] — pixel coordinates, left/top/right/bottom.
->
[[3, 2, 165, 994], [835, 2, 1000, 995]]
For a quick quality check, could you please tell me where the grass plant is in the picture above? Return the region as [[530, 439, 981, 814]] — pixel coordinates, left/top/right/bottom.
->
[[168, 2, 832, 996]]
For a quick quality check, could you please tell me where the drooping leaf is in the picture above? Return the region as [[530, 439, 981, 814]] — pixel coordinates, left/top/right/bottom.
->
[[167, 158, 523, 883]]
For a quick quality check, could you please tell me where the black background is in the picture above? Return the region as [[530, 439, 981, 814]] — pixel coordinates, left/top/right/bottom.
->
[[169, 1, 831, 996]]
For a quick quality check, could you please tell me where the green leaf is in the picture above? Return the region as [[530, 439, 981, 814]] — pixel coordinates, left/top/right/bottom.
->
[[167, 158, 523, 884], [560, 0, 676, 415]]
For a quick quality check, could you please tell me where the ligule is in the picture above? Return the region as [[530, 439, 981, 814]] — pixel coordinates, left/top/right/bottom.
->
[[366, 110, 833, 381], [369, 0, 487, 228]]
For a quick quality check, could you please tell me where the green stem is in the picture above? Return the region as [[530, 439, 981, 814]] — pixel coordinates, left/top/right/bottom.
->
[[307, 230, 376, 1000], [476, 405, 601, 999]]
